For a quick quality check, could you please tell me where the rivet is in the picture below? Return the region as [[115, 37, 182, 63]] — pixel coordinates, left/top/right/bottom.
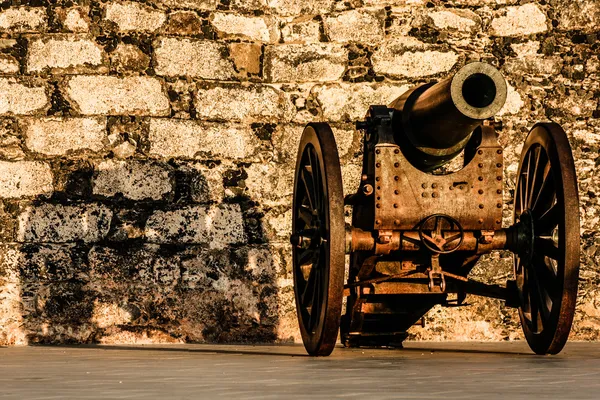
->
[[376, 149, 380, 154], [431, 183, 437, 189], [479, 204, 484, 209], [422, 193, 428, 197], [376, 203, 381, 208], [394, 162, 400, 168], [478, 218, 484, 224], [478, 176, 484, 181], [376, 196, 380, 200], [496, 219, 502, 224], [496, 176, 502, 181], [421, 183, 427, 189], [394, 176, 399, 181], [376, 219, 381, 225], [449, 186, 454, 190], [361, 174, 368, 181], [497, 203, 502, 208], [394, 219, 400, 225], [478, 150, 483, 155], [432, 192, 439, 198], [376, 162, 381, 168], [394, 190, 399, 195], [497, 149, 502, 155], [377, 186, 381, 190], [394, 149, 399, 154], [376, 177, 380, 181], [393, 203, 399, 208], [478, 163, 484, 168], [478, 189, 484, 194], [497, 189, 502, 194], [496, 163, 502, 168]]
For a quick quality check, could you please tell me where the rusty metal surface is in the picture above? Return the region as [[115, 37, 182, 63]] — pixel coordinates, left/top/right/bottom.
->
[[374, 124, 503, 231]]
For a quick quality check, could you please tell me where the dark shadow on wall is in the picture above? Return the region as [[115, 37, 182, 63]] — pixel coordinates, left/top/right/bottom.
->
[[2, 157, 282, 346]]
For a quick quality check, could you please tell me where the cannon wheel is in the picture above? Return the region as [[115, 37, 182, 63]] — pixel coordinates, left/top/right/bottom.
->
[[291, 123, 345, 356], [513, 122, 580, 355]]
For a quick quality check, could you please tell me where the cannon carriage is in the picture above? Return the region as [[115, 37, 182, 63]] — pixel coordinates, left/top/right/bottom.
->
[[290, 62, 580, 356]]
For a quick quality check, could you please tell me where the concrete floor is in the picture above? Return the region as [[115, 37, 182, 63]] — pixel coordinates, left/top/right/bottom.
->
[[1, 342, 600, 399]]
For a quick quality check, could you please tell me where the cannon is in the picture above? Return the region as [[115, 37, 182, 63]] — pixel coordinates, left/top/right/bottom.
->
[[290, 62, 580, 356]]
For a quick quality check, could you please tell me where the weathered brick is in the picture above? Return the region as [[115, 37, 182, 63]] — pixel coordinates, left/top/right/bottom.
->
[[22, 117, 106, 156], [0, 161, 53, 198], [267, 0, 335, 16], [149, 119, 261, 160], [264, 44, 348, 83], [0, 119, 24, 160], [0, 54, 19, 74], [195, 83, 293, 122], [489, 4, 547, 37], [0, 7, 46, 33], [56, 7, 89, 33], [26, 36, 106, 74], [497, 82, 523, 116], [372, 40, 458, 78], [503, 42, 563, 76], [105, 2, 166, 32], [158, 0, 218, 10], [281, 17, 321, 43], [244, 163, 294, 206], [145, 204, 246, 248], [93, 160, 173, 201], [178, 162, 226, 203], [0, 78, 48, 115], [109, 43, 150, 74], [229, 43, 262, 76], [324, 9, 385, 44], [210, 12, 273, 42], [555, 0, 600, 32], [163, 11, 202, 36], [312, 83, 411, 121], [65, 76, 169, 116], [426, 9, 481, 33], [272, 124, 357, 163], [17, 203, 112, 243], [154, 37, 236, 80]]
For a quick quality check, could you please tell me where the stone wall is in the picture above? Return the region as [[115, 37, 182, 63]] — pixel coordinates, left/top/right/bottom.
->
[[0, 0, 598, 345]]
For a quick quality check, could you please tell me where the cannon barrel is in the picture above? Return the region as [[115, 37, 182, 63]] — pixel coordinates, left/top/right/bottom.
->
[[389, 62, 507, 171]]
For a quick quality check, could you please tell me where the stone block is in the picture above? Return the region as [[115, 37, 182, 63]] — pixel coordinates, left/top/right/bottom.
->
[[0, 55, 19, 74], [324, 9, 385, 44], [109, 43, 150, 74], [22, 117, 106, 156], [54, 7, 89, 33], [149, 119, 261, 160], [65, 76, 169, 116], [229, 43, 262, 76], [154, 37, 236, 80], [0, 78, 48, 115], [426, 9, 481, 33], [210, 12, 274, 42], [281, 17, 321, 43], [0, 7, 47, 33], [105, 2, 166, 32], [93, 160, 173, 201], [157, 0, 218, 10], [0, 161, 53, 198], [163, 11, 202, 36], [267, 0, 335, 16], [555, 0, 600, 32], [312, 82, 411, 121], [195, 83, 293, 122], [145, 204, 247, 248], [264, 43, 348, 83], [489, 4, 547, 37], [17, 203, 113, 243], [372, 39, 458, 78]]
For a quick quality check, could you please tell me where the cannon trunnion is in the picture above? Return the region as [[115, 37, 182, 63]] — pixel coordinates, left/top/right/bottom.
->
[[290, 62, 580, 356]]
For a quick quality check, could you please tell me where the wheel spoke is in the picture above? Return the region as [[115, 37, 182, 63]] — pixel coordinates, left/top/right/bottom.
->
[[527, 147, 544, 209], [531, 163, 554, 214], [301, 262, 317, 306], [535, 237, 560, 260], [307, 149, 322, 212], [536, 202, 560, 234], [297, 249, 316, 266], [530, 253, 559, 298], [298, 205, 313, 225], [524, 149, 534, 206], [301, 166, 316, 210], [444, 233, 462, 243]]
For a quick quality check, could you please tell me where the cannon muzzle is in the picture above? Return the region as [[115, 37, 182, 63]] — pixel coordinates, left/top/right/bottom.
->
[[390, 62, 507, 171]]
